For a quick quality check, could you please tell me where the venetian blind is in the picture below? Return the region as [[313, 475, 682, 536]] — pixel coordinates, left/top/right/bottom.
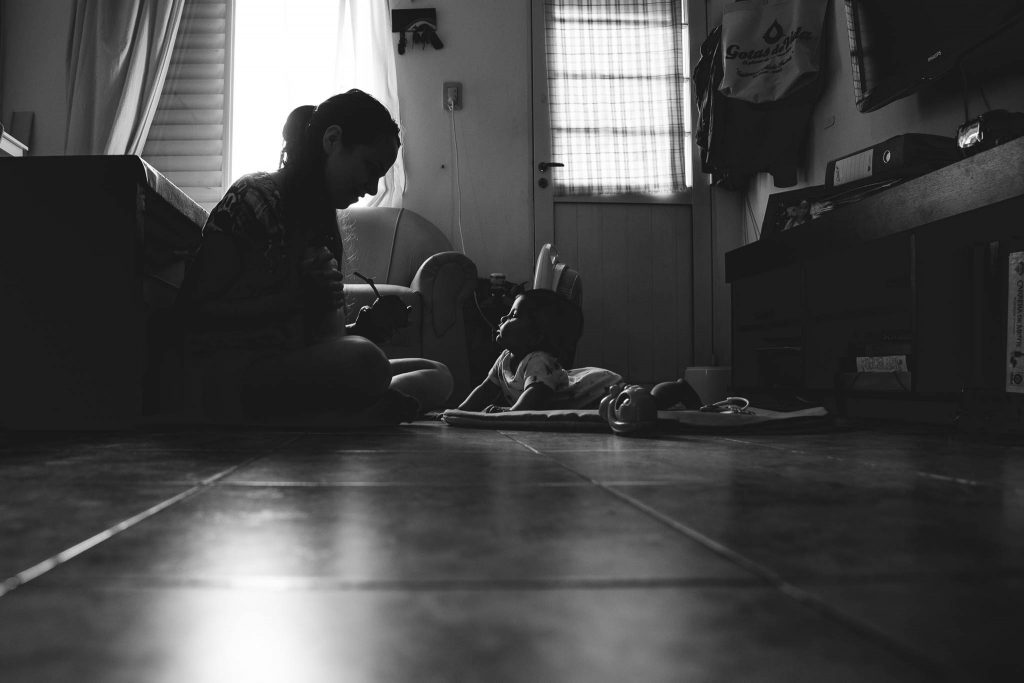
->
[[143, 0, 232, 212]]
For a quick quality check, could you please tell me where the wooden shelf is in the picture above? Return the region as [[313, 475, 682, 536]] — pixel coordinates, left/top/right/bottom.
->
[[726, 136, 1024, 423], [726, 136, 1024, 282]]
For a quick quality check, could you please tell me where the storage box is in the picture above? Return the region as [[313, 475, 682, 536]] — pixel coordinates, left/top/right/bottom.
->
[[1007, 251, 1024, 393]]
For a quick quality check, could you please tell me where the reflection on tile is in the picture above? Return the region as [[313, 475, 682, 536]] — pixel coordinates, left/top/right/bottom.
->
[[4, 420, 1020, 681], [226, 449, 582, 485], [616, 481, 1024, 579], [50, 485, 751, 583], [0, 448, 254, 486], [0, 483, 194, 580], [806, 577, 1024, 681], [723, 431, 1024, 491], [0, 429, 299, 456], [542, 438, 896, 485], [0, 583, 933, 683], [290, 422, 537, 453], [505, 430, 667, 453]]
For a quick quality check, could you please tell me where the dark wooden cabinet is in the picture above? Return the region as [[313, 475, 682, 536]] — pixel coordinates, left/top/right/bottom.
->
[[726, 137, 1024, 421], [0, 157, 205, 430]]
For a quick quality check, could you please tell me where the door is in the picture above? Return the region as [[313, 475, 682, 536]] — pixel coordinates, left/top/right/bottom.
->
[[530, 0, 711, 384]]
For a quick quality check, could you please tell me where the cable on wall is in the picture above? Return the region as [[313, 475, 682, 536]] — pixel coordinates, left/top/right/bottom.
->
[[448, 99, 466, 254]]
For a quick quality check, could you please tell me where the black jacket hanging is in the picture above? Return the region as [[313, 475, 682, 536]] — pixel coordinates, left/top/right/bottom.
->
[[693, 23, 825, 190]]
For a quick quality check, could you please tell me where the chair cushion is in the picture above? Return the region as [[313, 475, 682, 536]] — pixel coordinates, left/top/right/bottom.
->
[[341, 207, 454, 285]]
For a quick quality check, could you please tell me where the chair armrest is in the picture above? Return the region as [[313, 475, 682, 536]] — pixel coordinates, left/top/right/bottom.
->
[[410, 251, 478, 336]]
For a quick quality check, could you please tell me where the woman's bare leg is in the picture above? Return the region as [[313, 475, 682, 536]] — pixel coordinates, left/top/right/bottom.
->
[[389, 358, 453, 412], [240, 336, 393, 418]]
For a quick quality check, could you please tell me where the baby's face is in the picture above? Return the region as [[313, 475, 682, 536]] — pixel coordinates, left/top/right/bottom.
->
[[495, 296, 535, 349]]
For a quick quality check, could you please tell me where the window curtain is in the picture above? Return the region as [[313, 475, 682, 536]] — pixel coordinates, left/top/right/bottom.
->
[[335, 0, 406, 207], [544, 0, 687, 196], [65, 0, 185, 155]]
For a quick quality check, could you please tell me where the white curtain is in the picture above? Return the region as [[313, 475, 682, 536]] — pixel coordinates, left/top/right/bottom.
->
[[335, 0, 406, 207], [65, 0, 185, 155]]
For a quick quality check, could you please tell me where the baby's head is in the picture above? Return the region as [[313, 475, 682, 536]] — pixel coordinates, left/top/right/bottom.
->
[[497, 289, 583, 366]]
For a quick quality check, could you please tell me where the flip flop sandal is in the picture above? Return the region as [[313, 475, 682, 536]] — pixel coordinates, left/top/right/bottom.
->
[[699, 396, 753, 414]]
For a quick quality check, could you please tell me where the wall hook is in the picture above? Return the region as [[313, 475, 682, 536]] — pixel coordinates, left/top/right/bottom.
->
[[391, 8, 444, 54]]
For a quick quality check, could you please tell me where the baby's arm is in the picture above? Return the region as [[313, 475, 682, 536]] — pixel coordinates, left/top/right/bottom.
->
[[507, 383, 554, 411], [458, 379, 503, 411]]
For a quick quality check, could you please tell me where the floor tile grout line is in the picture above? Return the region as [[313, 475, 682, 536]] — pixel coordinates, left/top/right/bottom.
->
[[605, 487, 951, 678], [40, 575, 772, 593], [0, 442, 290, 599], [214, 481, 597, 488], [501, 433, 544, 453], [0, 487, 202, 599], [509, 436, 951, 679]]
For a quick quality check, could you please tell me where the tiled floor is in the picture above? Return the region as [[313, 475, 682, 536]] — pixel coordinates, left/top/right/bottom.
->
[[1, 421, 1021, 682]]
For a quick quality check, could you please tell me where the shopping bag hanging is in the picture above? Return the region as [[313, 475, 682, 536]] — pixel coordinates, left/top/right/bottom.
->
[[718, 0, 829, 104]]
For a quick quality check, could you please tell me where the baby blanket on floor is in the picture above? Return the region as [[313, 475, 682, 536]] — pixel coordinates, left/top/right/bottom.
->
[[441, 406, 830, 433]]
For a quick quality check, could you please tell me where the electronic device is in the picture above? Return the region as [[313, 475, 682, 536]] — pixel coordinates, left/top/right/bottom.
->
[[844, 0, 1024, 113], [957, 110, 1024, 155], [825, 134, 960, 189]]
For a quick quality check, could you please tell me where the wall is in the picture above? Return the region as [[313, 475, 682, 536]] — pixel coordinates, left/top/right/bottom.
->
[[739, 0, 1024, 242], [0, 0, 536, 282], [0, 0, 71, 156], [390, 0, 534, 284]]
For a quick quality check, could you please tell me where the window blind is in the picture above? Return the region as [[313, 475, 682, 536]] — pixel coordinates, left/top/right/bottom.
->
[[143, 0, 233, 212]]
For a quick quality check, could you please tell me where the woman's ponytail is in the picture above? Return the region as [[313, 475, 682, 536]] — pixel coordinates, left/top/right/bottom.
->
[[280, 104, 316, 169]]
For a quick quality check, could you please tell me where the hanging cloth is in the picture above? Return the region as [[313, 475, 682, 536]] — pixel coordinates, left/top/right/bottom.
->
[[64, 0, 184, 155], [693, 1, 830, 189], [718, 0, 829, 104]]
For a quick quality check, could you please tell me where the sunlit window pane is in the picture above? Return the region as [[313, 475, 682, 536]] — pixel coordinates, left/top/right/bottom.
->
[[230, 0, 340, 180], [544, 0, 691, 195]]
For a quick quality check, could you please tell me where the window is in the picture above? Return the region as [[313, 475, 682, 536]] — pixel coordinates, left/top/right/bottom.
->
[[543, 0, 691, 196], [146, 0, 402, 210], [230, 0, 343, 179], [143, 0, 233, 212]]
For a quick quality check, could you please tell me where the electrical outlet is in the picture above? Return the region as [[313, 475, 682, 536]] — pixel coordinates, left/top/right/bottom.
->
[[443, 81, 462, 111]]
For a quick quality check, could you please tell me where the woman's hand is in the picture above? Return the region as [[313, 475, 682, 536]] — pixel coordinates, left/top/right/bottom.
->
[[347, 295, 411, 343], [300, 246, 345, 310]]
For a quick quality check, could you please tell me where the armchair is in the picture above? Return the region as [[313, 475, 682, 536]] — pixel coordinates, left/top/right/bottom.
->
[[340, 207, 478, 402]]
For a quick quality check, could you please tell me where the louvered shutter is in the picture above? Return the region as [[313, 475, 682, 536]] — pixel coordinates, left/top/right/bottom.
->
[[144, 0, 233, 212]]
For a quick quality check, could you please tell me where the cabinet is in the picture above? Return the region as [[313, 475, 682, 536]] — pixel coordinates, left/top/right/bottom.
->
[[0, 156, 205, 429], [726, 137, 1024, 421]]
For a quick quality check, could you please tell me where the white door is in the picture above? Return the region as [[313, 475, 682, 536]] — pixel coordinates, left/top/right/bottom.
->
[[530, 0, 712, 383]]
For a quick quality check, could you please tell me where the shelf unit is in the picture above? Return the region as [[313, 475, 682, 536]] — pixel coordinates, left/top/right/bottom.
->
[[725, 136, 1024, 422]]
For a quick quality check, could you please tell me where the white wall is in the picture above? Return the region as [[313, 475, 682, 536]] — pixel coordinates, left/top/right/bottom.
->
[[0, 0, 537, 283], [1, 0, 71, 156], [391, 0, 535, 283]]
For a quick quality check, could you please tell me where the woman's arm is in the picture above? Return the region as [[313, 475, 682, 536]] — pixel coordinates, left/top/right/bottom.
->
[[458, 380, 503, 411]]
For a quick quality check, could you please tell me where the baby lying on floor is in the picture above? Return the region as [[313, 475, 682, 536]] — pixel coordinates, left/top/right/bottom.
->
[[458, 288, 707, 414], [458, 289, 619, 412]]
